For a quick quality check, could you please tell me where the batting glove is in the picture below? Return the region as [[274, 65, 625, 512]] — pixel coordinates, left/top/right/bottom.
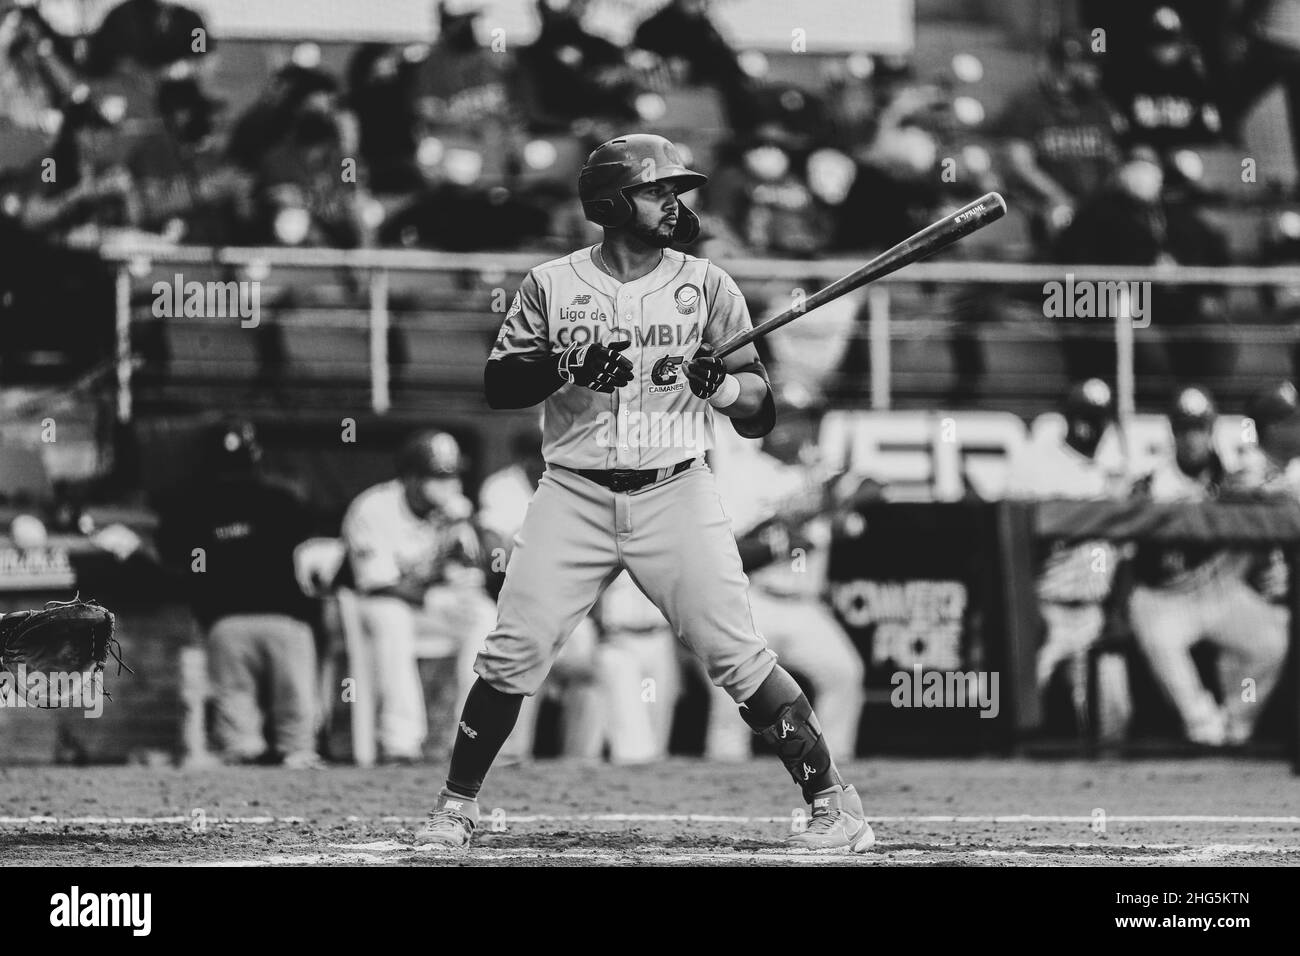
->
[[558, 339, 634, 392], [683, 342, 727, 400]]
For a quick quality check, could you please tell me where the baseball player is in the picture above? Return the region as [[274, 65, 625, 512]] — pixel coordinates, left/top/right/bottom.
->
[[341, 430, 496, 763], [1127, 387, 1287, 747], [416, 133, 874, 852], [1004, 379, 1132, 739], [705, 391, 865, 760]]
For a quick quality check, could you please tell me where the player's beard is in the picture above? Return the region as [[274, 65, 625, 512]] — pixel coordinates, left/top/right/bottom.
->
[[627, 215, 677, 248]]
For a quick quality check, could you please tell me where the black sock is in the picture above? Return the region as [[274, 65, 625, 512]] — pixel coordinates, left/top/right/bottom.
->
[[740, 666, 844, 801], [445, 678, 524, 800]]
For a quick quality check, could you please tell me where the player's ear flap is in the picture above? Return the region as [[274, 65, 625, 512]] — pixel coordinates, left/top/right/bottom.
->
[[672, 202, 701, 244]]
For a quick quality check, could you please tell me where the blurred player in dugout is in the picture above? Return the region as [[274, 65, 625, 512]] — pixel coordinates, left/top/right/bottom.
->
[[708, 388, 865, 759], [1004, 379, 1134, 741], [342, 430, 495, 763], [1127, 386, 1287, 747], [155, 419, 321, 767]]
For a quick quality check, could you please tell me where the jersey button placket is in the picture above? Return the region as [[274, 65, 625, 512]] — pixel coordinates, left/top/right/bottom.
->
[[618, 296, 638, 470]]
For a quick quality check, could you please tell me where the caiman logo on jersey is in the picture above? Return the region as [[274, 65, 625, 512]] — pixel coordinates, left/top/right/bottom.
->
[[649, 354, 685, 393], [674, 283, 701, 315]]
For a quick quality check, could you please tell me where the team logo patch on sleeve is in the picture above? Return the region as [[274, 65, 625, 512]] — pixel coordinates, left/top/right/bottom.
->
[[505, 292, 522, 320], [673, 283, 701, 315]]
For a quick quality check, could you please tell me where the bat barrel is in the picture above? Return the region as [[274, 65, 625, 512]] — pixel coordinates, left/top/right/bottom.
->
[[715, 192, 1007, 359]]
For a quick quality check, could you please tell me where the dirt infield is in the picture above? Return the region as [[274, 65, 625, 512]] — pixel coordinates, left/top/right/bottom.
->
[[0, 757, 1297, 866]]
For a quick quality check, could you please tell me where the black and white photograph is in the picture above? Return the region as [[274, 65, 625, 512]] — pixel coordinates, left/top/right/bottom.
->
[[0, 0, 1296, 928]]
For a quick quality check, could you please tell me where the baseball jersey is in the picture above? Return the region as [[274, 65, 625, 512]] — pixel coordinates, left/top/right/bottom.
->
[[490, 245, 754, 470], [342, 479, 477, 594], [1133, 456, 1253, 592], [1004, 436, 1122, 603]]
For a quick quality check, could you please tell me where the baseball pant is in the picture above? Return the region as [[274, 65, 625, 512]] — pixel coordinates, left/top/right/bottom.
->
[[600, 627, 682, 762], [705, 593, 864, 760], [1038, 602, 1132, 741], [208, 613, 317, 761], [490, 617, 604, 761], [475, 462, 777, 705], [354, 595, 437, 759], [1129, 578, 1287, 743]]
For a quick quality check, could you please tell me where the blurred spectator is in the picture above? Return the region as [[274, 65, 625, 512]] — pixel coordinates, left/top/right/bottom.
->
[[1004, 379, 1133, 741], [378, 181, 550, 250], [1221, 0, 1300, 176], [993, 33, 1125, 245], [123, 76, 251, 243], [341, 430, 495, 764], [227, 57, 343, 172], [518, 0, 667, 129], [412, 2, 516, 131], [1103, 6, 1224, 153], [833, 122, 942, 251], [346, 43, 422, 194], [1127, 387, 1287, 746], [83, 0, 210, 77], [1052, 146, 1232, 383], [251, 74, 370, 248], [633, 0, 761, 130], [155, 419, 320, 767], [707, 392, 864, 760], [705, 124, 832, 257]]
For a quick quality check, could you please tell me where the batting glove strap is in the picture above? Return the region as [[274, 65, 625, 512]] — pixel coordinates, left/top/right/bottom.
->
[[557, 342, 589, 385]]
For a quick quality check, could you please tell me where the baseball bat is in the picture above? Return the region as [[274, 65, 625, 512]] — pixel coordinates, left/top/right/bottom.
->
[[713, 192, 1008, 360]]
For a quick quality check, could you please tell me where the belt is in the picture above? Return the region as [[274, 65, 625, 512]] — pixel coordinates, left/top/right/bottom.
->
[[561, 458, 695, 493]]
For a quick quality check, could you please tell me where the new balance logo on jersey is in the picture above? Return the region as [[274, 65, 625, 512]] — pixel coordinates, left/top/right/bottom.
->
[[570, 294, 592, 305], [459, 721, 478, 739]]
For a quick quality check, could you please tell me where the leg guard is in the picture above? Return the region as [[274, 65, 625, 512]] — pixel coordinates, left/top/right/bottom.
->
[[741, 693, 838, 802]]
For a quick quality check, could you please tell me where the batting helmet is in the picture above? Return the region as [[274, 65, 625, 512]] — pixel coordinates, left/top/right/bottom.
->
[[1063, 378, 1114, 424], [1169, 385, 1217, 431], [397, 430, 463, 477], [209, 417, 262, 470], [1247, 381, 1300, 432], [578, 134, 707, 243]]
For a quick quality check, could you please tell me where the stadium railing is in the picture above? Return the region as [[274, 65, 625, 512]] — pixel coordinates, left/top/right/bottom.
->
[[97, 242, 1300, 423]]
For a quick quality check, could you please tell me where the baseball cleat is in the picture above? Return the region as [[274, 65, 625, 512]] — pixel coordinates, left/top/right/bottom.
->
[[787, 784, 875, 853], [415, 788, 479, 850]]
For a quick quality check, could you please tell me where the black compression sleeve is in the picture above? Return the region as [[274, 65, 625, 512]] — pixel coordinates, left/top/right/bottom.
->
[[484, 354, 564, 410]]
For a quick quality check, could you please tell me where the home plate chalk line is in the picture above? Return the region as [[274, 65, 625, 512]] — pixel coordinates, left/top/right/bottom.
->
[[1, 813, 1299, 826]]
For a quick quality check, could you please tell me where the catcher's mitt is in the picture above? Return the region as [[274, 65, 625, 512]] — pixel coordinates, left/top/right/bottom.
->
[[0, 598, 128, 708]]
